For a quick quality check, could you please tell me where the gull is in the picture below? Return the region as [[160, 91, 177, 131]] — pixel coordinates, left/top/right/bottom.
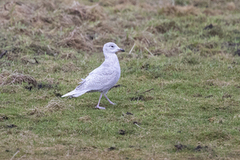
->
[[62, 42, 125, 109]]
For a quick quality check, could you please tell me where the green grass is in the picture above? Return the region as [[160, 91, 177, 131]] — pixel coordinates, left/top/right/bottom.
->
[[1, 0, 240, 159]]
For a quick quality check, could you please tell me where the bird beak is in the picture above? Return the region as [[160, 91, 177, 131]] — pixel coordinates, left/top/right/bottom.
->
[[117, 48, 125, 52]]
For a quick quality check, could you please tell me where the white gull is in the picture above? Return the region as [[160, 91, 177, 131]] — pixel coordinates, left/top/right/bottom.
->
[[62, 42, 125, 109]]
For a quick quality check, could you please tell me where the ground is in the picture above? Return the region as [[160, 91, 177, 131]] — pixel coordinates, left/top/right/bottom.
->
[[1, 0, 240, 159]]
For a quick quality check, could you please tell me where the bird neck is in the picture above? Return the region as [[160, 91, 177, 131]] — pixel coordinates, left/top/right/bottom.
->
[[103, 53, 119, 67], [104, 52, 117, 60]]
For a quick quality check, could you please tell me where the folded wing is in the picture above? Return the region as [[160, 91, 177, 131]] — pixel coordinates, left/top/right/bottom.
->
[[62, 66, 119, 98]]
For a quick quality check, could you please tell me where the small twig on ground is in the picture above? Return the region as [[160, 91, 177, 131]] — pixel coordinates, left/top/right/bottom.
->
[[34, 57, 39, 64], [66, 147, 70, 156], [0, 50, 7, 59], [70, 28, 77, 39], [18, 154, 26, 160], [144, 47, 154, 56], [140, 88, 154, 94], [110, 84, 126, 90], [129, 43, 135, 54], [134, 123, 145, 129], [10, 150, 19, 160]]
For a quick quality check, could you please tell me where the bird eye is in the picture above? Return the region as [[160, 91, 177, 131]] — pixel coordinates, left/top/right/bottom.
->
[[110, 45, 114, 48]]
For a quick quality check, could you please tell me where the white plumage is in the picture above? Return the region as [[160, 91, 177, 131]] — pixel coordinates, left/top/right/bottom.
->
[[62, 42, 125, 109]]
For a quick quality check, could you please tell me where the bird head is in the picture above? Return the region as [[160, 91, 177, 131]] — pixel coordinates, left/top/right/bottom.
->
[[103, 42, 125, 54]]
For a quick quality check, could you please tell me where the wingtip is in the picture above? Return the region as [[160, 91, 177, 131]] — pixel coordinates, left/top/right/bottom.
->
[[61, 93, 68, 98]]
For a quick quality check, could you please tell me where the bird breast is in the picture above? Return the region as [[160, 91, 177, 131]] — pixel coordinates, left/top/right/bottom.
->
[[103, 55, 121, 81]]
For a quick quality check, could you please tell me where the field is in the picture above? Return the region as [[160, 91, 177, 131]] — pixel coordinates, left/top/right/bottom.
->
[[1, 0, 240, 159]]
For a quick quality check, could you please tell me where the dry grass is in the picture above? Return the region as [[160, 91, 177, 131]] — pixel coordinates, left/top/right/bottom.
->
[[160, 5, 200, 16], [66, 2, 105, 21], [0, 0, 108, 52], [45, 98, 65, 112], [1, 0, 240, 159], [0, 1, 105, 25], [0, 71, 37, 86], [61, 52, 77, 60], [28, 98, 66, 117], [0, 0, 238, 55], [28, 107, 45, 117], [59, 27, 93, 51], [78, 115, 91, 122], [99, 0, 137, 7], [61, 62, 80, 72]]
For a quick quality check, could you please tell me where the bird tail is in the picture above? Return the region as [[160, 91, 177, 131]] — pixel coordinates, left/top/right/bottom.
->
[[61, 89, 87, 98]]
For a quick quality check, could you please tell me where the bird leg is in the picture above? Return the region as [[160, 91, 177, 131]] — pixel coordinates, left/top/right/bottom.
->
[[104, 94, 116, 105], [95, 93, 105, 110]]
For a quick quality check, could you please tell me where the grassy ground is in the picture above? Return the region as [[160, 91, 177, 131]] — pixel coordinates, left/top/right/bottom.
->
[[1, 0, 240, 159]]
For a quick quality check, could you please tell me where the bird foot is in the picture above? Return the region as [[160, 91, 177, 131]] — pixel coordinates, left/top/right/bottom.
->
[[95, 106, 106, 110], [107, 100, 116, 105]]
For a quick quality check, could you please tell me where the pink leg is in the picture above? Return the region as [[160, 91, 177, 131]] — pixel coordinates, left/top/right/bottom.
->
[[104, 94, 116, 105], [95, 93, 105, 109]]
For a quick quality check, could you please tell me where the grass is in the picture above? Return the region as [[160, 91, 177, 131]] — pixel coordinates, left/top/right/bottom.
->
[[1, 0, 240, 159]]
